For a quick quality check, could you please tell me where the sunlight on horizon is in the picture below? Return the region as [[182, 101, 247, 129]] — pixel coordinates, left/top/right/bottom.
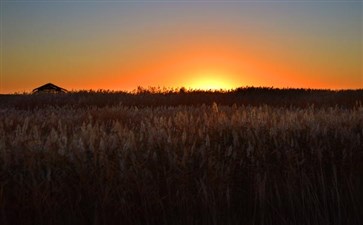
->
[[185, 71, 239, 91]]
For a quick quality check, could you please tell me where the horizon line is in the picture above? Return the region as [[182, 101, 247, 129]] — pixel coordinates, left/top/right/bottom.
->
[[2, 85, 363, 95]]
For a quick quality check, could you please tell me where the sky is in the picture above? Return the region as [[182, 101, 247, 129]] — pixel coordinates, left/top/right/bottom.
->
[[0, 0, 362, 93]]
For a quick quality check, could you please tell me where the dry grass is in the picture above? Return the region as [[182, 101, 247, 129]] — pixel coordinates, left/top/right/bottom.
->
[[0, 90, 362, 225]]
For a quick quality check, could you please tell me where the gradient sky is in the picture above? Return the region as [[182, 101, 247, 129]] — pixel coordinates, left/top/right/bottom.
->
[[1, 0, 362, 93]]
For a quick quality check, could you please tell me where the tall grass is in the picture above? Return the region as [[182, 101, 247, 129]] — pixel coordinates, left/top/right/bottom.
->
[[0, 90, 362, 225]]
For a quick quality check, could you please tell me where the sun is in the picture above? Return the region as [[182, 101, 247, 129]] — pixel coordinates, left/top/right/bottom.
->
[[186, 70, 236, 91]]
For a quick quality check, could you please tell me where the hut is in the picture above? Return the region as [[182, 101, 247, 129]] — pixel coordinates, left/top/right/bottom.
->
[[32, 83, 67, 94]]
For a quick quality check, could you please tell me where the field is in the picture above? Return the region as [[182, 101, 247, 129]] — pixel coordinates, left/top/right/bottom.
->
[[0, 88, 363, 225]]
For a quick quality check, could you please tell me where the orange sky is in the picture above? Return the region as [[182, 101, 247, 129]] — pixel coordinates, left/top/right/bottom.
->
[[1, 1, 362, 93]]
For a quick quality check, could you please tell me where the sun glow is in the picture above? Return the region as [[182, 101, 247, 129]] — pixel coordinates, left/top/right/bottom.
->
[[186, 71, 237, 91]]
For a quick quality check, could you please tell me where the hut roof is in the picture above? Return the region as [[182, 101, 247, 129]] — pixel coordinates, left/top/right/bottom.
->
[[32, 83, 67, 93]]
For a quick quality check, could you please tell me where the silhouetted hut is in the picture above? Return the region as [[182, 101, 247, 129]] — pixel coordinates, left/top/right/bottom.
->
[[32, 83, 67, 94]]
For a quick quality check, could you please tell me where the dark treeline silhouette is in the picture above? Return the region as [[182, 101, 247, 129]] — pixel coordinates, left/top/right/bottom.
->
[[1, 87, 362, 109]]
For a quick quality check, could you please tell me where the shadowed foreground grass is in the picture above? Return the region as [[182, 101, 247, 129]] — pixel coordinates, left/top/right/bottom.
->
[[0, 88, 362, 225]]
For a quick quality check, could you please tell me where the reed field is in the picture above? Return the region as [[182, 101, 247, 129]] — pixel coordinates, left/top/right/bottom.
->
[[0, 88, 363, 225]]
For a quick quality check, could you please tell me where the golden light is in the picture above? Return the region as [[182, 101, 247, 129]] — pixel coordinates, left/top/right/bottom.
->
[[186, 70, 237, 91]]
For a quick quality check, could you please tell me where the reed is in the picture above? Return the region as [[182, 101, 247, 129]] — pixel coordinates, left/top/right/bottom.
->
[[0, 91, 362, 225]]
